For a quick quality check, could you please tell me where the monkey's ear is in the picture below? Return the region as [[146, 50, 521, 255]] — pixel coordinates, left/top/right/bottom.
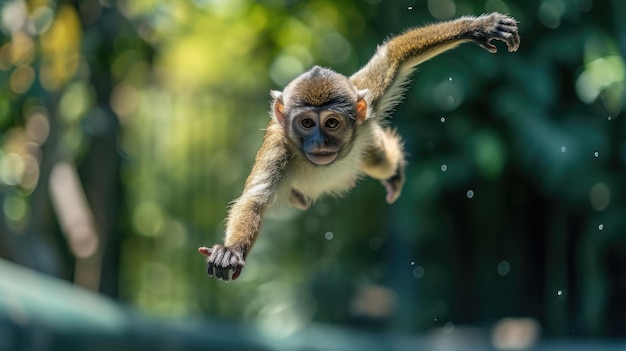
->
[[270, 90, 283, 100], [356, 89, 369, 122], [355, 89, 368, 122], [271, 90, 286, 124]]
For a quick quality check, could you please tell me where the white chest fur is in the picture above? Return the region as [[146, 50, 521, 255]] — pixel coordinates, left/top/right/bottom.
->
[[273, 121, 375, 207], [288, 153, 362, 201]]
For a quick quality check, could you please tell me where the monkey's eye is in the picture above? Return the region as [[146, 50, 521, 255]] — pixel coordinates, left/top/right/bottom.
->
[[324, 118, 341, 129], [300, 118, 315, 129]]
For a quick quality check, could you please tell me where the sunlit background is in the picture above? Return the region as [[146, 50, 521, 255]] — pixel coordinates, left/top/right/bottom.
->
[[1, 0, 625, 349]]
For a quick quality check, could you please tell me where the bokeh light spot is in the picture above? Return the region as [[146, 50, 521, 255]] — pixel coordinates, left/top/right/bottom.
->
[[589, 182, 610, 211], [3, 193, 27, 222]]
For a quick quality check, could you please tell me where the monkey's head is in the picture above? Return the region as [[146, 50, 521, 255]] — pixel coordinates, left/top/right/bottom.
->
[[271, 66, 368, 165]]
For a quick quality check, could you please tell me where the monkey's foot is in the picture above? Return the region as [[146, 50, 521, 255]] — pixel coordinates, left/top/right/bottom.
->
[[382, 165, 405, 204], [289, 189, 311, 210], [475, 13, 520, 53], [198, 244, 245, 281]]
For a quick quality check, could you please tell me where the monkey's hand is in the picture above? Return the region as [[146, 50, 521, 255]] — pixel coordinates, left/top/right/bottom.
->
[[198, 244, 245, 281], [382, 163, 405, 204], [472, 13, 520, 53]]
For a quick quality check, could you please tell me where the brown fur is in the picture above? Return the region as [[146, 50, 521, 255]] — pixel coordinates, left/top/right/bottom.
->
[[200, 13, 520, 281]]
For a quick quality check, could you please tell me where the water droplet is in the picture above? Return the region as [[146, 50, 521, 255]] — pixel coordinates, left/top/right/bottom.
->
[[408, 6, 413, 10], [594, 151, 599, 158], [557, 289, 567, 299], [557, 290, 562, 296], [440, 164, 448, 172], [448, 77, 453, 81], [324, 231, 334, 240], [598, 224, 604, 231], [497, 260, 511, 276], [561, 146, 566, 153], [434, 318, 438, 322], [466, 190, 474, 199], [440, 116, 446, 123], [410, 261, 415, 266], [608, 116, 612, 121]]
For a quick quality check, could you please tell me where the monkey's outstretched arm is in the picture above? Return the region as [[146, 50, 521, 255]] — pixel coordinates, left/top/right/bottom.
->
[[350, 12, 520, 117], [198, 122, 289, 281]]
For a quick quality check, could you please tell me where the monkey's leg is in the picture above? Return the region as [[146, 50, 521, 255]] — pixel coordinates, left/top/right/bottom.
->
[[361, 127, 406, 204]]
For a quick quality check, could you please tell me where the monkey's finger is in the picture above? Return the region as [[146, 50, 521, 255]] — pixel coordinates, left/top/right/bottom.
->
[[384, 182, 400, 204], [480, 39, 498, 54], [496, 17, 517, 29], [492, 14, 518, 33], [216, 268, 230, 282], [222, 250, 232, 267], [207, 264, 215, 276], [509, 32, 521, 52], [198, 246, 212, 257], [496, 26, 520, 52], [495, 29, 520, 52], [228, 251, 245, 267], [210, 247, 225, 265], [231, 266, 243, 281]]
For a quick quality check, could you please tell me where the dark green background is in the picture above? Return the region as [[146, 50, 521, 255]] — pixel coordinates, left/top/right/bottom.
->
[[0, 0, 624, 345]]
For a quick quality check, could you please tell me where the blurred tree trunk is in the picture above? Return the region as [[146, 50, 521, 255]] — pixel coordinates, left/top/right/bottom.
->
[[0, 94, 66, 277], [77, 3, 126, 298]]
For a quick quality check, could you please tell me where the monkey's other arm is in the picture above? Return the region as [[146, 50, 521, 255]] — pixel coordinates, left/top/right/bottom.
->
[[351, 12, 520, 116], [198, 122, 289, 281], [353, 12, 518, 203]]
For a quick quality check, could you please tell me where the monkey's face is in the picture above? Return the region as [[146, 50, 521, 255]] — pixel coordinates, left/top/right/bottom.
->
[[291, 109, 354, 165], [272, 66, 368, 165]]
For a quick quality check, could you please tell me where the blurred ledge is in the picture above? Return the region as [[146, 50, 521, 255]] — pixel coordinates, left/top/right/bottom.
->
[[1, 259, 625, 351], [0, 259, 264, 351]]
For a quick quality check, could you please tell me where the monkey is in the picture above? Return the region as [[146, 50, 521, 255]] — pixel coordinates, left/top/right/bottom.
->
[[198, 12, 520, 281]]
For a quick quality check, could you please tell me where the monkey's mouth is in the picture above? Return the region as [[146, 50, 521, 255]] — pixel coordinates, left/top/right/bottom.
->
[[306, 151, 337, 165]]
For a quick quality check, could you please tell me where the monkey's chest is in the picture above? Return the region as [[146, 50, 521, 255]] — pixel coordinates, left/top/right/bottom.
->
[[285, 158, 362, 204]]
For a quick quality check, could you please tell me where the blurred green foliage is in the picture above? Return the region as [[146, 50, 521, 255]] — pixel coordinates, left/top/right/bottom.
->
[[0, 0, 625, 342]]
